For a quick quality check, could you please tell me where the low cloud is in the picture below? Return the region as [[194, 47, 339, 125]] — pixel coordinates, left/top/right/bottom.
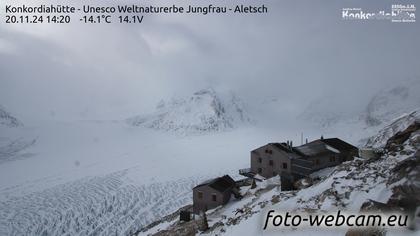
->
[[0, 0, 419, 122]]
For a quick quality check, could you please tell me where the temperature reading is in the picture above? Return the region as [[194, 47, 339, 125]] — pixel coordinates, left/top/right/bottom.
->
[[81, 15, 111, 24]]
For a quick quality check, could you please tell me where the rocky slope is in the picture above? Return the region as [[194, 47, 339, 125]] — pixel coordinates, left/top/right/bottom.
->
[[0, 106, 34, 164], [0, 138, 36, 164], [127, 89, 252, 135], [141, 111, 420, 235], [366, 108, 420, 149], [0, 105, 22, 128]]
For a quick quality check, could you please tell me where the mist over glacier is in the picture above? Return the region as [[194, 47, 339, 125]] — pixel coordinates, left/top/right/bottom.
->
[[0, 0, 419, 235], [1, 0, 419, 123]]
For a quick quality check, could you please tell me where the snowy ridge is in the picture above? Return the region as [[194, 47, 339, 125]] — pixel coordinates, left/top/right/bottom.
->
[[299, 79, 420, 130], [0, 105, 22, 128], [365, 108, 420, 148], [298, 96, 353, 128], [144, 153, 413, 235], [365, 80, 420, 127], [0, 106, 32, 163], [127, 89, 252, 134], [0, 137, 36, 164], [142, 112, 420, 235], [213, 114, 419, 235]]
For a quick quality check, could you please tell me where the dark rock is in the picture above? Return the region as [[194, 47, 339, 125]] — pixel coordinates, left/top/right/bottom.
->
[[271, 195, 280, 204], [392, 151, 420, 173], [385, 122, 420, 152], [387, 185, 420, 213], [360, 199, 400, 213], [198, 211, 209, 231], [293, 178, 313, 190]]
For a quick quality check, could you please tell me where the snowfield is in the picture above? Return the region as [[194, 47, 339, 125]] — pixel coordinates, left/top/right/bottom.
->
[[0, 101, 418, 235], [0, 170, 208, 235], [0, 120, 295, 235], [298, 79, 420, 146]]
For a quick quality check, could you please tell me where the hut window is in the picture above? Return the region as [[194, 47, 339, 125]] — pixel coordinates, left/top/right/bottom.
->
[[329, 156, 336, 162], [269, 160, 274, 166], [265, 149, 273, 154], [212, 193, 217, 202], [258, 168, 262, 174], [198, 191, 203, 199], [282, 163, 287, 169], [258, 157, 262, 163]]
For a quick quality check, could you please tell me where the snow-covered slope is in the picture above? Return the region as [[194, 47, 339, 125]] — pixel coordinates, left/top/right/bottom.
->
[[127, 89, 252, 134], [1, 93, 418, 235], [0, 105, 22, 128], [0, 106, 33, 163], [366, 108, 420, 148], [365, 80, 420, 127], [298, 96, 356, 128], [299, 79, 420, 131], [143, 110, 420, 236], [0, 121, 267, 236], [0, 137, 36, 164]]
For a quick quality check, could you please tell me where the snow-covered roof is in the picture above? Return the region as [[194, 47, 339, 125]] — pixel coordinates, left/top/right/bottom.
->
[[294, 140, 336, 156], [193, 175, 236, 193]]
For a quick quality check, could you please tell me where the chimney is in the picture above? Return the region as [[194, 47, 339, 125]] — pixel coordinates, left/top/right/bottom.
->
[[306, 138, 308, 144], [321, 135, 324, 140], [290, 141, 293, 148]]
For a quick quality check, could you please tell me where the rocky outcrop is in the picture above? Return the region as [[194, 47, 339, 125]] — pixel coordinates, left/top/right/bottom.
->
[[0, 106, 23, 127], [357, 123, 420, 232], [366, 109, 420, 148], [127, 89, 252, 134], [293, 177, 313, 190]]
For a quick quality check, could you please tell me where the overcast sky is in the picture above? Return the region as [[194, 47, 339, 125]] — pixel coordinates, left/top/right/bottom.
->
[[1, 0, 419, 122]]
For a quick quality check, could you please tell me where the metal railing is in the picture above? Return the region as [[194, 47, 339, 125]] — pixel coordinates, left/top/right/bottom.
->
[[239, 168, 251, 175]]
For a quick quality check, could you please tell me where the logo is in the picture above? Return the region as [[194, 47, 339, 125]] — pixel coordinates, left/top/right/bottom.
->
[[342, 5, 416, 22]]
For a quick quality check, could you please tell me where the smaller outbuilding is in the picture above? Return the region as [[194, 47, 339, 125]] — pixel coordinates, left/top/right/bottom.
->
[[359, 148, 382, 159], [193, 175, 241, 214]]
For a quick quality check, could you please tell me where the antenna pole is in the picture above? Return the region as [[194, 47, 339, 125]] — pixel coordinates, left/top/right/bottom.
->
[[301, 132, 303, 145]]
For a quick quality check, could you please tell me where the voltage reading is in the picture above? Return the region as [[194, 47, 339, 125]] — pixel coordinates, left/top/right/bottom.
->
[[118, 15, 144, 23]]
